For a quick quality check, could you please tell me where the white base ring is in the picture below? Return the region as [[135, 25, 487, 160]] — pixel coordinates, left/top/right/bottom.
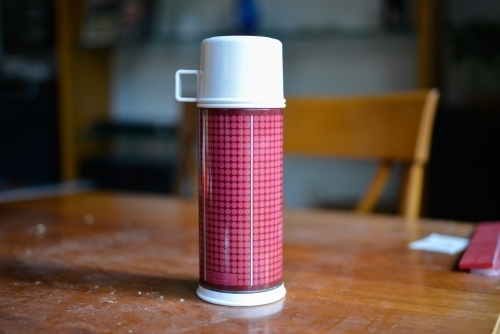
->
[[196, 284, 286, 307]]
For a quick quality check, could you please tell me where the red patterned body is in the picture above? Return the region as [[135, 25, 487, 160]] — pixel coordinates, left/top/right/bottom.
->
[[198, 108, 283, 292]]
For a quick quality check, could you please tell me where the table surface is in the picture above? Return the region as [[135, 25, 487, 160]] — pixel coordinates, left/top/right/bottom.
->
[[0, 192, 499, 333]]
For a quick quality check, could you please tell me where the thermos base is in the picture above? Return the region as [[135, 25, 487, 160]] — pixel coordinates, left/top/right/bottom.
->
[[196, 283, 286, 307]]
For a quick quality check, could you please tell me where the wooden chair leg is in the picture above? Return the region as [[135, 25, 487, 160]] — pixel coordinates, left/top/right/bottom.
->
[[400, 164, 424, 220], [356, 161, 392, 213]]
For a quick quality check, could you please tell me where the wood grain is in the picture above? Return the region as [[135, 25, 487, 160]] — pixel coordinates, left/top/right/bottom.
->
[[0, 192, 498, 333]]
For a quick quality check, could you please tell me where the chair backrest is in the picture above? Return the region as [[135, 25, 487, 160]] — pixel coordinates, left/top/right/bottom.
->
[[284, 89, 440, 219]]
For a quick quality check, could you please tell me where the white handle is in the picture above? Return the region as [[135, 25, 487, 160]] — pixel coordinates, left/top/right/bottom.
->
[[175, 69, 199, 102]]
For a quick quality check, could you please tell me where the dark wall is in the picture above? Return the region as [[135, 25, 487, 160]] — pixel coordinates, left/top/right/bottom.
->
[[0, 0, 59, 186], [0, 80, 59, 185], [429, 106, 500, 222]]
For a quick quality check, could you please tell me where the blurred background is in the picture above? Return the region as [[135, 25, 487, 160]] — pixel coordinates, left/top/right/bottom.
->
[[0, 0, 499, 221]]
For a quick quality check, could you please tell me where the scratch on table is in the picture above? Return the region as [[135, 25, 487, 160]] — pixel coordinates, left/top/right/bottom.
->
[[327, 316, 370, 332]]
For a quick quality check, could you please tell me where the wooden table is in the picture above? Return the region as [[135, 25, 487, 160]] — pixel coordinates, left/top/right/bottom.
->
[[1, 192, 499, 333]]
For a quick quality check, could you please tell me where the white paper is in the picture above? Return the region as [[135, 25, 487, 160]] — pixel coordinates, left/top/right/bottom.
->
[[408, 233, 469, 255], [470, 268, 500, 276]]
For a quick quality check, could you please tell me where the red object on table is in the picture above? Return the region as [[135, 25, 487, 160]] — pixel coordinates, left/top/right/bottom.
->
[[459, 222, 500, 269]]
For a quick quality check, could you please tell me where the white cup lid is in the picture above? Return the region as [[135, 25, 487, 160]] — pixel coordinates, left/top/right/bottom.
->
[[176, 36, 286, 108]]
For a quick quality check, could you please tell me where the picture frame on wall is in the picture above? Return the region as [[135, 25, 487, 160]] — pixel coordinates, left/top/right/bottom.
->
[[80, 0, 153, 47]]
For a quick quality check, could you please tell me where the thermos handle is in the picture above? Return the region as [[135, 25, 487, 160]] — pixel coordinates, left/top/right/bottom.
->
[[175, 69, 199, 102]]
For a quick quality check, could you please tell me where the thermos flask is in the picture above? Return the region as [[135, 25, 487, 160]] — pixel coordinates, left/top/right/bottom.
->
[[175, 36, 286, 306]]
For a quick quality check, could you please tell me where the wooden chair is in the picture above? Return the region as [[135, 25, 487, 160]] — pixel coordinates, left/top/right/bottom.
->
[[284, 89, 440, 219], [176, 102, 198, 199]]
